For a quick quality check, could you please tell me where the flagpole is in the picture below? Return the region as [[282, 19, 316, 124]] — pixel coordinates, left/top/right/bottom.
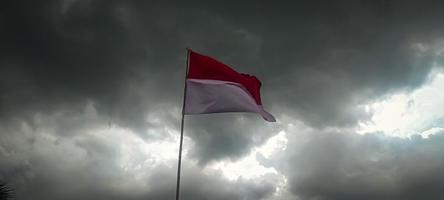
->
[[176, 48, 190, 200]]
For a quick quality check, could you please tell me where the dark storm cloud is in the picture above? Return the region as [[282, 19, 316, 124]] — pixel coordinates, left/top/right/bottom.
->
[[2, 1, 444, 199], [2, 0, 444, 159], [273, 128, 444, 200], [0, 0, 185, 136], [206, 1, 444, 127], [0, 0, 281, 165], [185, 0, 444, 162]]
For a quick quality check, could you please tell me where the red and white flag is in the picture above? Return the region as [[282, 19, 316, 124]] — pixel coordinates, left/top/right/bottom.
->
[[184, 50, 276, 122]]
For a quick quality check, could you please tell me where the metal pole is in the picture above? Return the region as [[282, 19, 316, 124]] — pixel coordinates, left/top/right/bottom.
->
[[175, 48, 190, 200]]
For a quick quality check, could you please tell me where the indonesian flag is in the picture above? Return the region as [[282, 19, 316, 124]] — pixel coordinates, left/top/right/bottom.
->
[[184, 50, 276, 122]]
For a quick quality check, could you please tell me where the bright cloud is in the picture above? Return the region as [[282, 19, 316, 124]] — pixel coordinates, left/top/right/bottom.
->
[[359, 69, 444, 137], [207, 131, 287, 181]]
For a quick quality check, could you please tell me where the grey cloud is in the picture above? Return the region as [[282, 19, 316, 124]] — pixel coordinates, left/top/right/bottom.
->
[[0, 118, 275, 200], [200, 1, 444, 127], [1, 0, 279, 165], [3, 1, 444, 199], [277, 129, 444, 200], [3, 0, 444, 161], [146, 166, 275, 200], [186, 114, 279, 164], [0, 0, 185, 136]]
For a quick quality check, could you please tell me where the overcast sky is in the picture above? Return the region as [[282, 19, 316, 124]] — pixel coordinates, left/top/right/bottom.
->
[[2, 1, 444, 200]]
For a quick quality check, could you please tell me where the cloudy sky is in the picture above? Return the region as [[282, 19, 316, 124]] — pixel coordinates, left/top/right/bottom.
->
[[2, 1, 444, 199]]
